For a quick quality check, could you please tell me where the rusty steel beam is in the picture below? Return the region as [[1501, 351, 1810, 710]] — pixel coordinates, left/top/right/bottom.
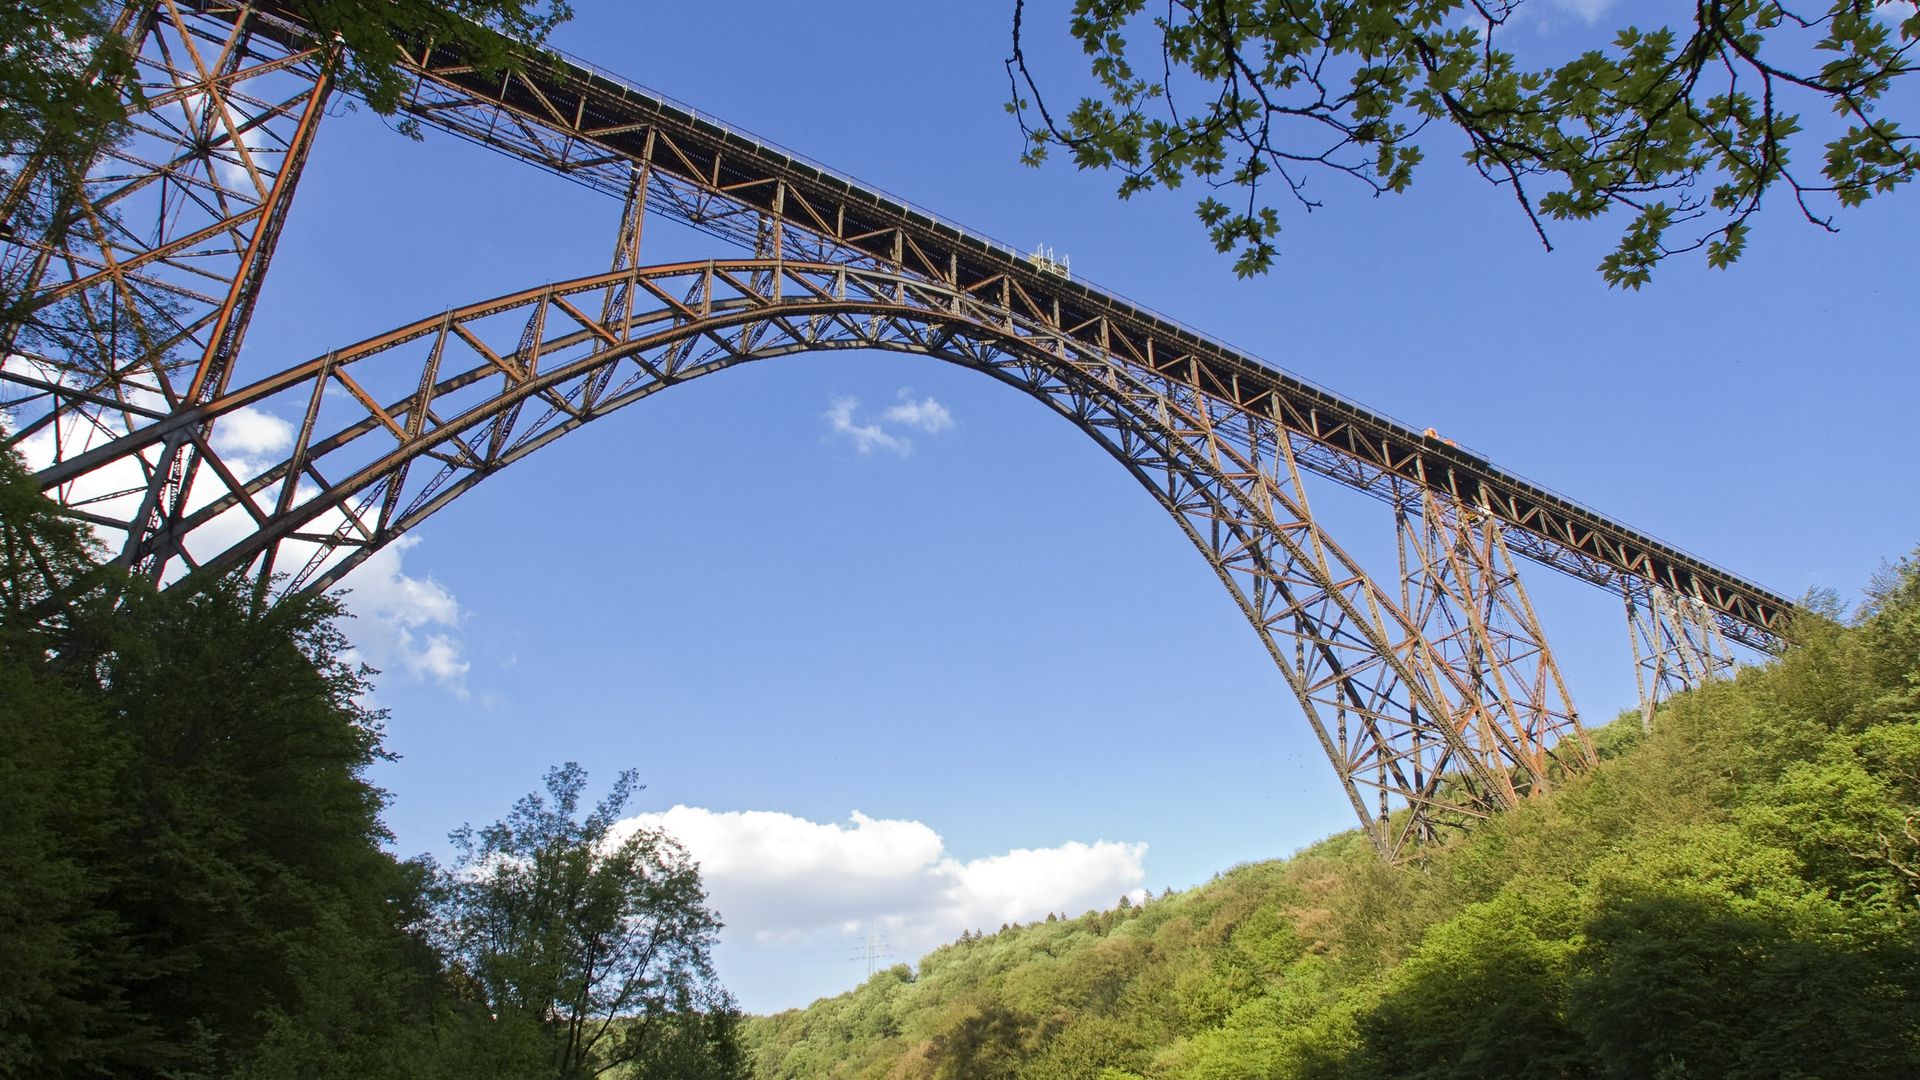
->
[[104, 2, 1793, 652], [0, 1, 333, 581], [1625, 584, 1737, 732], [272, 9, 1793, 653], [1397, 485, 1593, 791], [6, 3, 1808, 861]]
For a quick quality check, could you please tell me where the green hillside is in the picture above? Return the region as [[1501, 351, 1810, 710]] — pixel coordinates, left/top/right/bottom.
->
[[742, 563, 1920, 1079]]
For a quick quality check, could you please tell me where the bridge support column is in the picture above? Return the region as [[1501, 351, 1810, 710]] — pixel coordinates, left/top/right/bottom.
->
[[1, 3, 336, 581], [1140, 377, 1547, 859], [1396, 486, 1592, 790], [590, 151, 653, 365], [1625, 584, 1736, 731]]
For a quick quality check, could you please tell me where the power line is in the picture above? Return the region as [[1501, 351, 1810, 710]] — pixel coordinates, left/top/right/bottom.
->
[[852, 922, 894, 977]]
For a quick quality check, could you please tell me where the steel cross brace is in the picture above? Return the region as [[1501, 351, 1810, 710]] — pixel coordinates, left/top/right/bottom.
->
[[1, 1, 333, 582], [21, 244, 1575, 858], [1396, 485, 1593, 788], [1625, 583, 1736, 731]]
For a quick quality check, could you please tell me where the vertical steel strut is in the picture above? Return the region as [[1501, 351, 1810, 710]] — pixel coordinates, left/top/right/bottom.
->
[[1397, 486, 1592, 788], [1, 2, 334, 581], [1625, 583, 1736, 731], [127, 41, 335, 578]]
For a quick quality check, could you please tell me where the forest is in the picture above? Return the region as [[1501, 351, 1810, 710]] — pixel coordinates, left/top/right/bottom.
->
[[0, 447, 745, 1078], [741, 561, 1920, 1078], [8, 425, 1919, 1078], [8, 420, 1920, 1077]]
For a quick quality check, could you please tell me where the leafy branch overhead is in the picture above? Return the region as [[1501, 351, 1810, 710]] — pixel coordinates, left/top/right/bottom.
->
[[280, 0, 573, 133], [1007, 0, 1920, 285]]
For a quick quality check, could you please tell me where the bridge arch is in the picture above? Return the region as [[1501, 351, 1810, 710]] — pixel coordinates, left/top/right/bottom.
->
[[31, 258, 1583, 859]]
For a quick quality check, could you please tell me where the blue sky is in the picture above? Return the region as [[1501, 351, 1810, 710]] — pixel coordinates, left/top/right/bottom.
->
[[205, 1, 1920, 1012]]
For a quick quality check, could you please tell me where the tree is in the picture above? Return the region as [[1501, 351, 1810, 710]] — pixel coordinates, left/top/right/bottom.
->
[[1570, 887, 1920, 1079], [431, 763, 743, 1080], [926, 999, 1034, 1080], [1007, 0, 1920, 285], [1, 445, 450, 1077], [4, 443, 747, 1076], [0, 427, 107, 630], [1343, 890, 1588, 1080], [0, 451, 133, 1073], [0, 2, 132, 209]]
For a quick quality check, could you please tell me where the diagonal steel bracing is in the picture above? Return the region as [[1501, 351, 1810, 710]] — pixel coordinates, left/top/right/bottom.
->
[[24, 256, 1533, 858], [1, 1, 332, 580], [1397, 486, 1594, 789], [2, 2, 1798, 860], [359, 9, 1795, 654], [1625, 584, 1737, 732]]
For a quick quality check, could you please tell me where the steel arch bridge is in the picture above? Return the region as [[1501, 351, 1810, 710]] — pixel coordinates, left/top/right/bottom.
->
[[0, 1, 1795, 861]]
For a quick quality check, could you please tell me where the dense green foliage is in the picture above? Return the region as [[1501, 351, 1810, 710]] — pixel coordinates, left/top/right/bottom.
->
[[0, 446, 742, 1078], [744, 560, 1920, 1078], [1008, 0, 1920, 284], [1, 448, 442, 1077]]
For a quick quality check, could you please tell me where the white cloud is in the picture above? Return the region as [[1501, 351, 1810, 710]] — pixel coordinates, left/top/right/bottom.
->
[[4, 355, 164, 555], [824, 396, 911, 456], [210, 406, 294, 458], [616, 806, 1147, 971], [1547, 0, 1615, 22], [823, 390, 955, 457], [882, 392, 953, 434], [946, 842, 1147, 925], [407, 632, 469, 685], [338, 536, 471, 696]]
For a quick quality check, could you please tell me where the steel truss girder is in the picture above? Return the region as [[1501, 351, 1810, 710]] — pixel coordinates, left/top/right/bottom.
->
[[1625, 584, 1736, 732], [0, 3, 1626, 862], [131, 0, 1784, 649], [25, 257, 1570, 859], [0, 0, 332, 579], [344, 7, 1794, 653], [1396, 486, 1593, 787]]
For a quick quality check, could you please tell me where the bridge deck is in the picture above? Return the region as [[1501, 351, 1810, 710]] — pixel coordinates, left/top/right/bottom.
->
[[233, 2, 1795, 651]]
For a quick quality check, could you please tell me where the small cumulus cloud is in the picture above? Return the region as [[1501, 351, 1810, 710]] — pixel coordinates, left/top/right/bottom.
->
[[824, 390, 955, 457], [825, 396, 910, 456], [406, 632, 469, 686], [338, 536, 472, 697], [1548, 0, 1615, 22], [882, 393, 953, 434]]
